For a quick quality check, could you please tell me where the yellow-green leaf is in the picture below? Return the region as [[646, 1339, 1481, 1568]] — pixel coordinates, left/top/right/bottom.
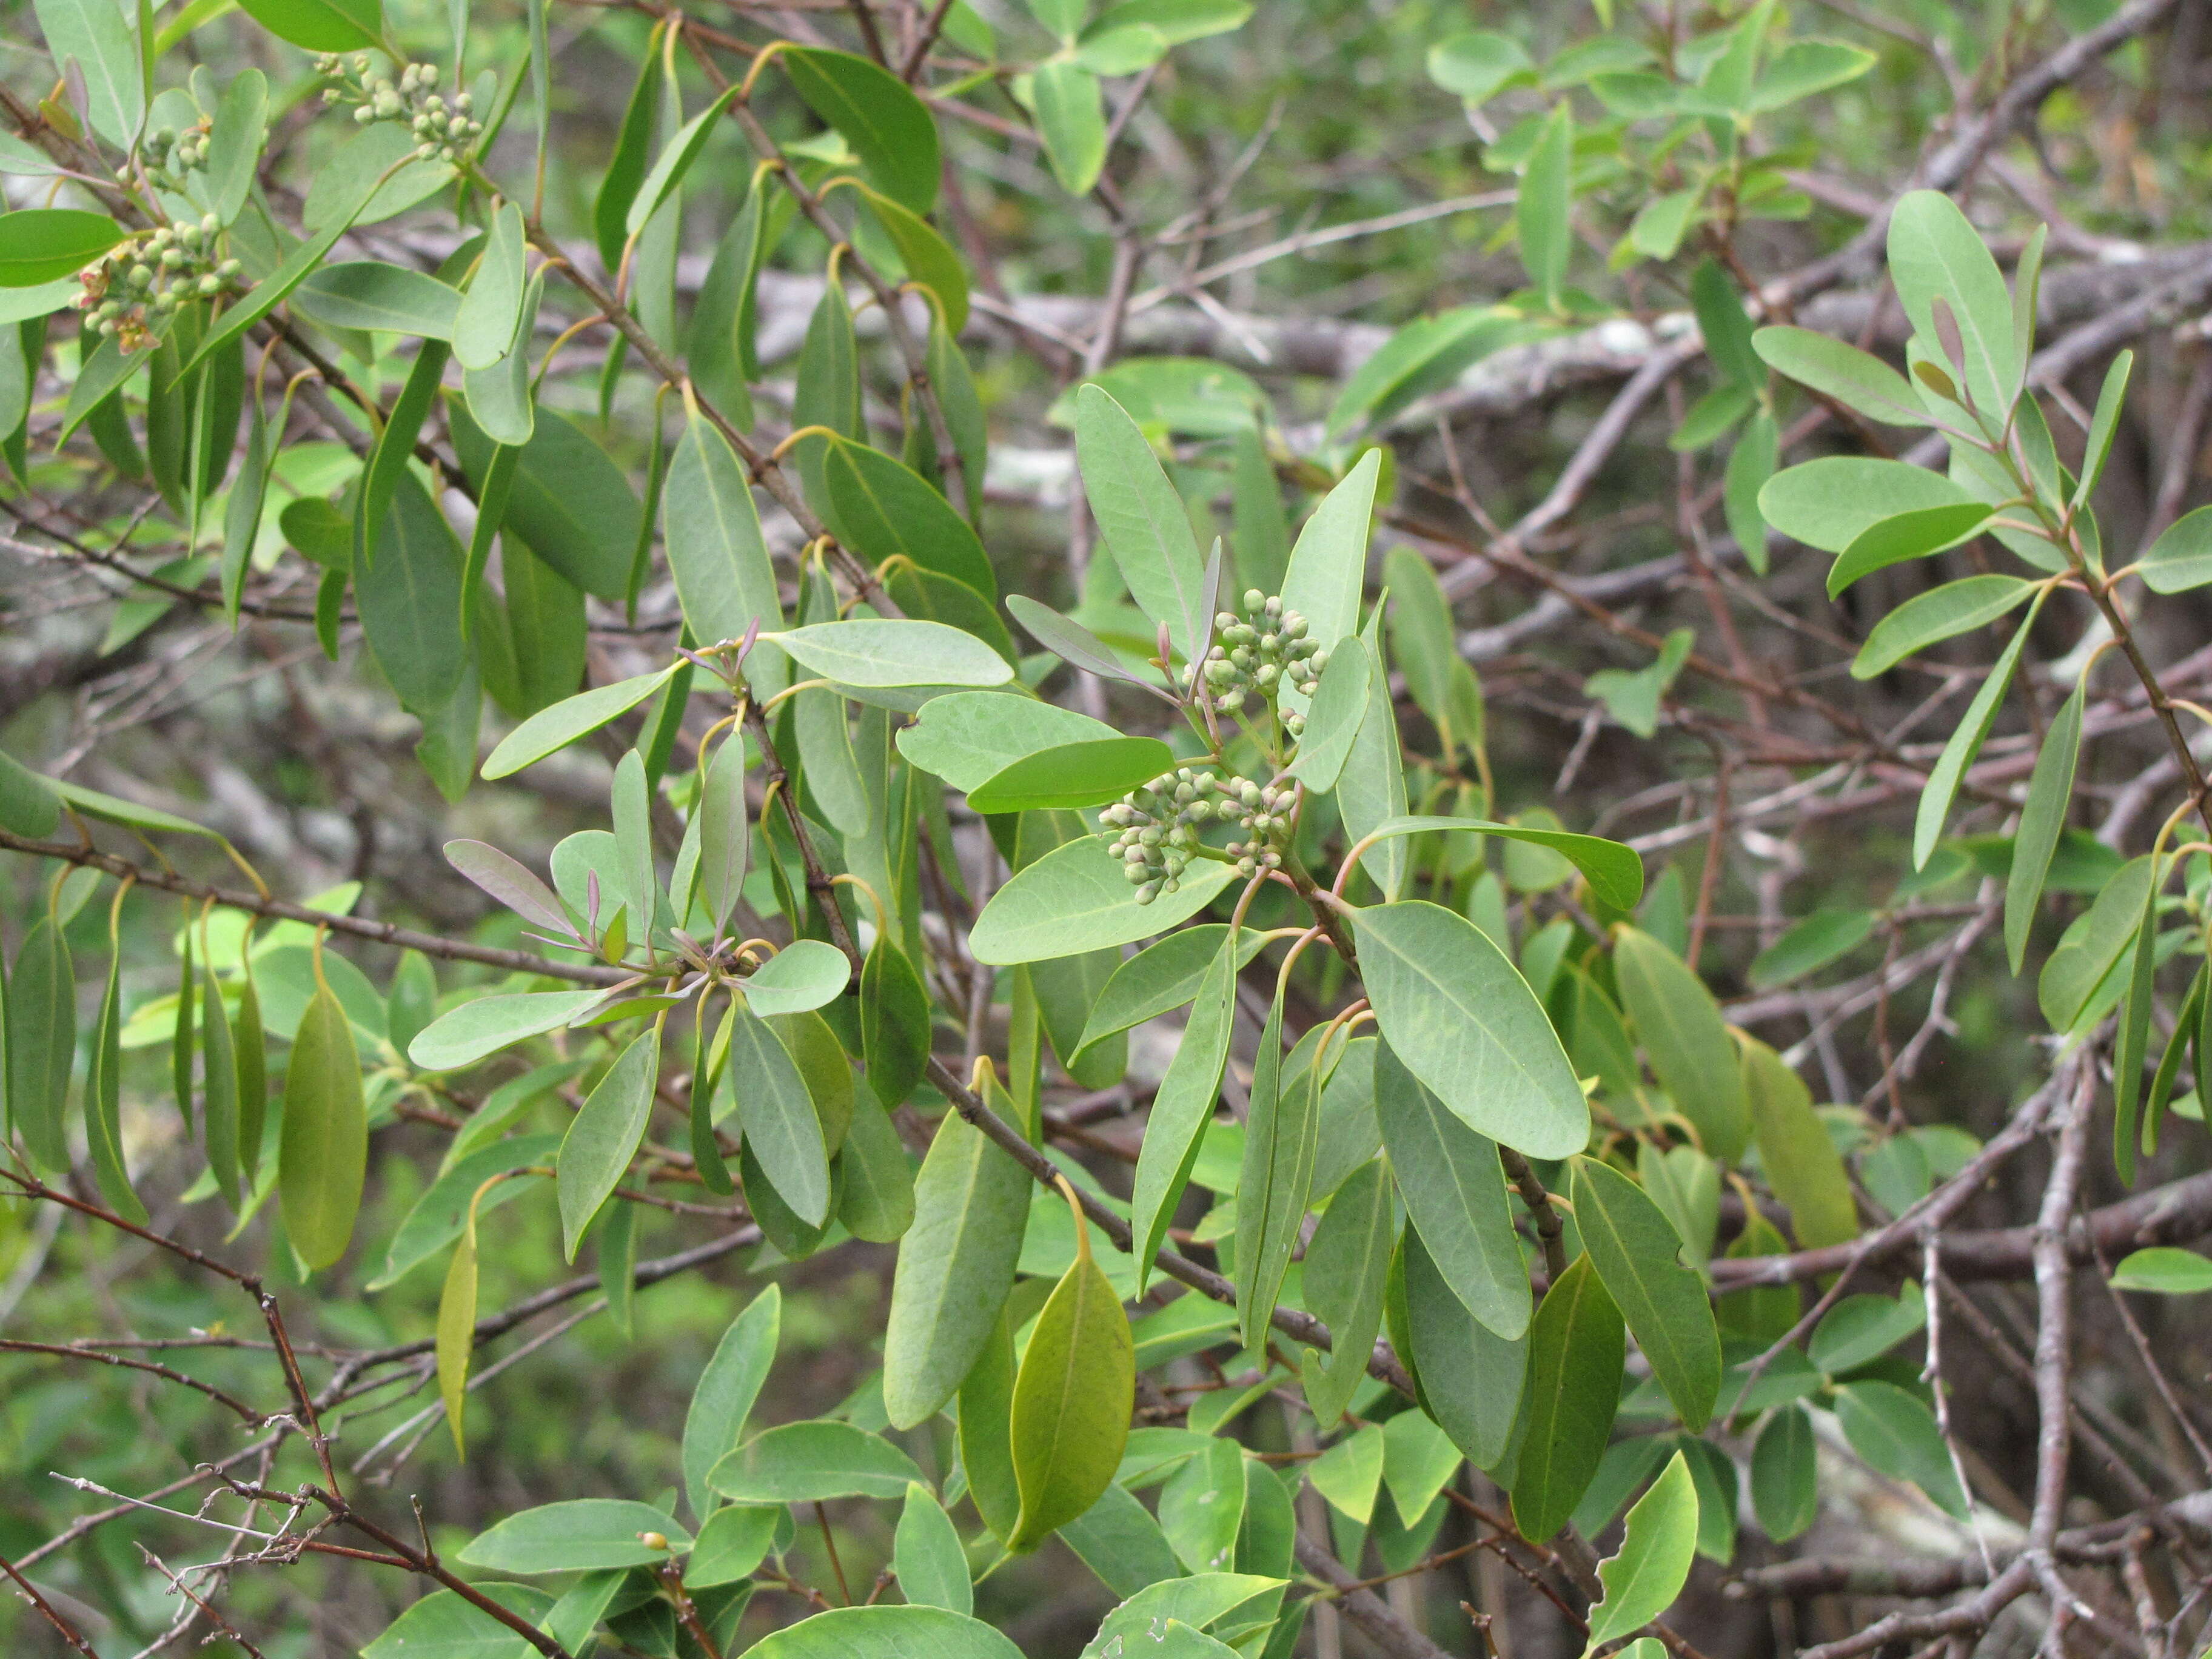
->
[[437, 1230, 478, 1455], [1008, 1227, 1134, 1550], [1571, 1158, 1722, 1430], [280, 980, 369, 1271]]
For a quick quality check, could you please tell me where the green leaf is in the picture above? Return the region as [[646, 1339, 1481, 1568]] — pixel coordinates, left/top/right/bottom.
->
[[236, 0, 377, 46], [1752, 1403, 1819, 1540], [896, 1482, 973, 1612], [2007, 677, 2083, 973], [1517, 103, 1573, 309], [1075, 384, 1210, 665], [1511, 1255, 1624, 1543], [882, 1101, 1032, 1427], [555, 1029, 660, 1261], [1080, 1577, 1284, 1659], [2, 924, 68, 1168], [1010, 1232, 1135, 1550], [836, 1091, 914, 1242], [2073, 350, 2133, 511], [858, 186, 970, 333], [1810, 1283, 1926, 1375], [281, 979, 368, 1271], [1583, 1450, 1699, 1654], [663, 412, 782, 648], [1888, 190, 2022, 420], [1758, 458, 1974, 553], [1740, 1037, 1857, 1250], [682, 1285, 782, 1521], [361, 1584, 554, 1659], [1078, 921, 1264, 1066], [1399, 1228, 1525, 1469], [458, 1501, 689, 1574], [454, 203, 526, 370], [460, 266, 539, 446], [1280, 645, 1370, 790], [626, 84, 742, 239], [1612, 930, 1746, 1161], [1301, 1157, 1395, 1428], [1749, 324, 1932, 429], [368, 1134, 560, 1289], [1427, 29, 1535, 100], [966, 737, 1175, 813], [1373, 1036, 1527, 1339], [293, 262, 462, 341], [592, 38, 663, 271], [1917, 609, 2040, 873], [357, 471, 466, 719], [741, 940, 850, 1019], [0, 209, 122, 287], [746, 1606, 1021, 1659], [712, 1419, 924, 1502], [187, 162, 390, 376], [971, 836, 1235, 965], [724, 998, 830, 1224], [1749, 908, 1874, 988], [1670, 383, 1752, 452], [686, 1503, 779, 1587], [1030, 59, 1107, 195], [2039, 854, 2156, 1032], [1725, 412, 1778, 574], [2139, 504, 2212, 593], [1056, 1486, 1179, 1601], [1636, 1142, 1718, 1267], [1572, 1157, 1722, 1430], [1236, 991, 1316, 1349], [694, 738, 750, 938], [1307, 1422, 1385, 1523], [1834, 1380, 1969, 1518], [771, 619, 1013, 689], [1750, 36, 1875, 107], [30, 0, 143, 144], [2109, 1247, 2212, 1293], [0, 749, 59, 840], [1350, 900, 1588, 1159], [481, 666, 677, 779], [1159, 1438, 1246, 1572], [1376, 1411, 1460, 1530], [859, 934, 930, 1111], [409, 990, 606, 1071], [825, 437, 994, 598], [1087, 0, 1247, 42], [452, 406, 641, 600], [1827, 503, 1997, 598], [897, 694, 1119, 791], [85, 945, 141, 1222], [1279, 449, 1382, 667], [199, 958, 243, 1208], [783, 47, 940, 212], [1355, 815, 1643, 911], [437, 1227, 478, 1455]]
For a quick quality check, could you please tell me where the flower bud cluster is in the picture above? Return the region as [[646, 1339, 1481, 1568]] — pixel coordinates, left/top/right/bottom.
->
[[1195, 590, 1327, 733], [317, 55, 481, 163], [1215, 775, 1295, 879], [135, 122, 210, 191], [1099, 767, 1224, 904], [1098, 765, 1298, 899], [75, 216, 246, 349]]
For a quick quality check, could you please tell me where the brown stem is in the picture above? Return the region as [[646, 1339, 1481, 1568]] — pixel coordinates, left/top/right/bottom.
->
[[1498, 1148, 1569, 1282], [0, 1550, 99, 1657]]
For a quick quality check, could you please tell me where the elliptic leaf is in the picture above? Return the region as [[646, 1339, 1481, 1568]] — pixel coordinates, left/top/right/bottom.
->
[[1349, 900, 1588, 1159]]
